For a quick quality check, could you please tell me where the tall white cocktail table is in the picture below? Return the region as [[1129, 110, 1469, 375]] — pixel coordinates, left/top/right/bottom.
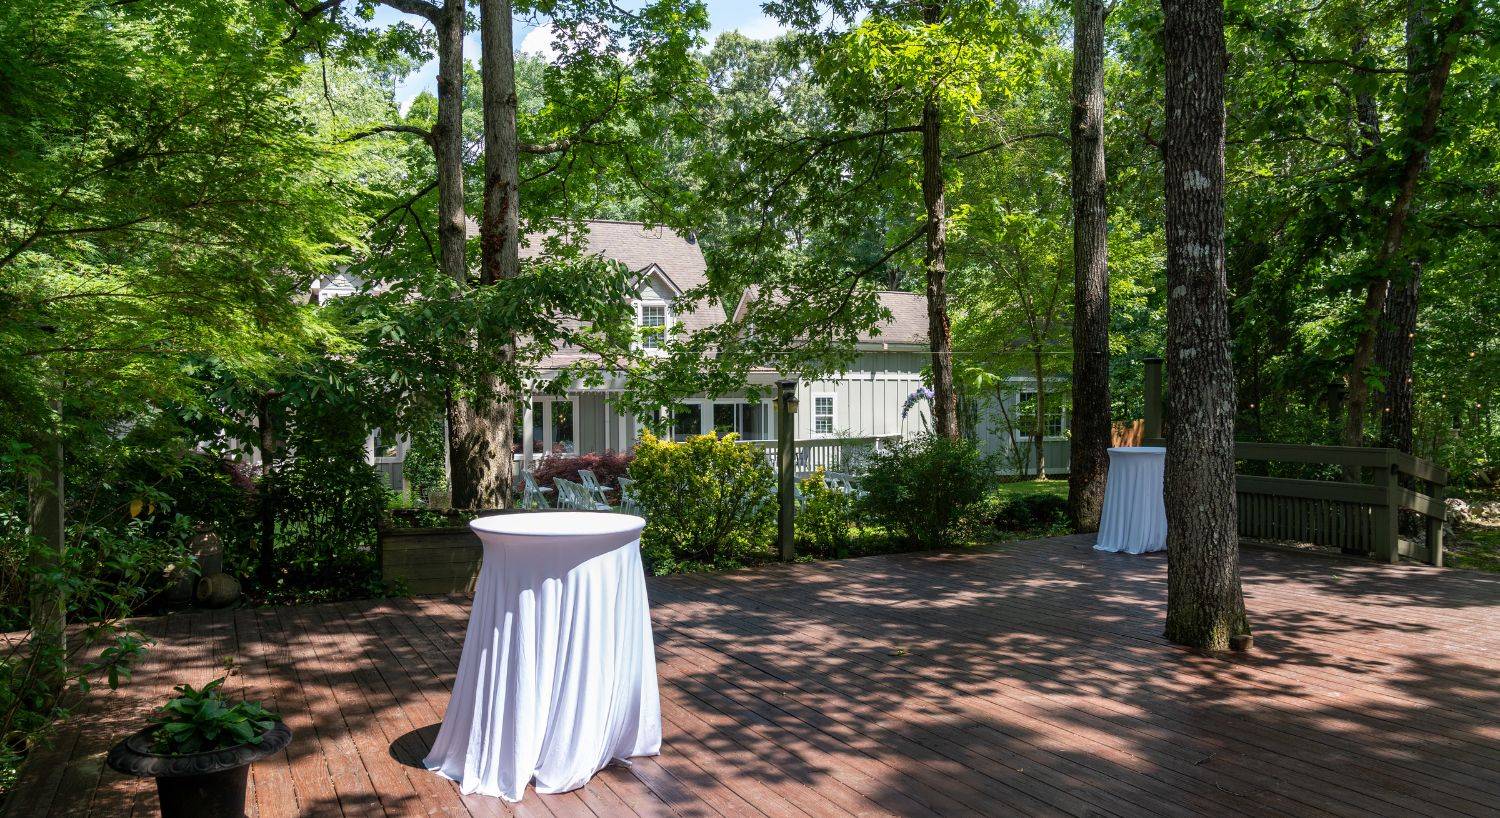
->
[[1094, 446, 1168, 554], [424, 511, 661, 801]]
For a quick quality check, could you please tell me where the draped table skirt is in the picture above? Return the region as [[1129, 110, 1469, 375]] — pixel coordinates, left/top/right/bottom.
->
[[423, 511, 661, 801], [1094, 446, 1168, 554]]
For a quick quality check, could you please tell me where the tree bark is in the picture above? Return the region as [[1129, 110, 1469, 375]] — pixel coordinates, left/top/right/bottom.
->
[[1160, 0, 1249, 651], [1375, 265, 1421, 452], [1068, 0, 1110, 529], [921, 1, 958, 441], [1373, 0, 1436, 455], [450, 0, 523, 510], [432, 0, 467, 288], [1342, 0, 1471, 447]]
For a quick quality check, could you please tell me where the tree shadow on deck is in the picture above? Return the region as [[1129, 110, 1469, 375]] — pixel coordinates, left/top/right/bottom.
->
[[12, 534, 1497, 817], [645, 535, 1500, 816]]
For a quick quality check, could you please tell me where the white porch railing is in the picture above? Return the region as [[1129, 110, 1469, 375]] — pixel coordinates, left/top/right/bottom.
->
[[749, 435, 900, 475]]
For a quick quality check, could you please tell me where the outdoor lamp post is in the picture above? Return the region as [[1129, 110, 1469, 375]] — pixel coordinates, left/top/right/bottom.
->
[[776, 379, 798, 562]]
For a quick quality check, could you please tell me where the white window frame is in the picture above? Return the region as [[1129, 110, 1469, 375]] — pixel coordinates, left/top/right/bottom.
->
[[636, 300, 671, 352], [705, 398, 774, 442], [537, 395, 580, 455], [1013, 390, 1068, 441], [811, 393, 836, 437]]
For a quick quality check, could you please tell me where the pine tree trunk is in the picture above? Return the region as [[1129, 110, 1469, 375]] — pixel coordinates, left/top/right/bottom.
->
[[920, 2, 958, 441], [1068, 0, 1110, 529], [1160, 0, 1249, 651]]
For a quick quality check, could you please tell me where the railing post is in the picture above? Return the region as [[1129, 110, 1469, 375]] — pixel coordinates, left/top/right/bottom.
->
[[1143, 357, 1164, 444], [1373, 452, 1401, 563], [1427, 477, 1445, 568], [776, 379, 798, 562]]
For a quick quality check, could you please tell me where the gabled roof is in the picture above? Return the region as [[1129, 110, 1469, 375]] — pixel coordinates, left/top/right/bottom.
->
[[468, 219, 724, 333], [731, 288, 929, 347]]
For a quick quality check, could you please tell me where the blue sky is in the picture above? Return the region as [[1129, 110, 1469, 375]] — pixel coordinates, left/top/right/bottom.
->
[[372, 2, 790, 109]]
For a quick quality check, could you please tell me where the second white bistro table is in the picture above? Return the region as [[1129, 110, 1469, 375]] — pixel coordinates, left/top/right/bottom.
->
[[1094, 446, 1168, 554], [423, 511, 661, 801]]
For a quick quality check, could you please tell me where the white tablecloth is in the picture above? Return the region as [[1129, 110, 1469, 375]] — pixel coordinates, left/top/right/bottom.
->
[[424, 512, 661, 801], [1094, 447, 1168, 554]]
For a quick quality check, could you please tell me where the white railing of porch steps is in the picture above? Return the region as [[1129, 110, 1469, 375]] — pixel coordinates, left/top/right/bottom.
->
[[508, 435, 900, 473], [749, 435, 900, 475]]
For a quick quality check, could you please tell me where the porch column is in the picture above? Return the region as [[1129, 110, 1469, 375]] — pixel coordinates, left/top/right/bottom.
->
[[521, 398, 534, 473]]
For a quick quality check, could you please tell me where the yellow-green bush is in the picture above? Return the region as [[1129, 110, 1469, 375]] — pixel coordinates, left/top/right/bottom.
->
[[796, 469, 855, 559], [628, 431, 775, 573]]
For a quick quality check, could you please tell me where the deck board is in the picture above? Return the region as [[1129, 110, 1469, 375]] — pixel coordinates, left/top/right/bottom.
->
[[6, 533, 1497, 817]]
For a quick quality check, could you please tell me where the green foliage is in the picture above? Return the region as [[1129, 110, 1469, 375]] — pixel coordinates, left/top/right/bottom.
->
[[991, 492, 1071, 533], [150, 677, 281, 756], [264, 429, 390, 605], [795, 470, 856, 559], [399, 415, 448, 506], [628, 432, 775, 572], [858, 434, 990, 549]]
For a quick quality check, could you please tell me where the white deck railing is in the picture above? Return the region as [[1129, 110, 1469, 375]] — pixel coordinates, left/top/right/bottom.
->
[[749, 435, 899, 475]]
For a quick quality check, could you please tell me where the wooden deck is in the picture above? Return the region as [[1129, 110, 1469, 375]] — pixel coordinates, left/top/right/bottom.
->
[[6, 534, 1499, 817]]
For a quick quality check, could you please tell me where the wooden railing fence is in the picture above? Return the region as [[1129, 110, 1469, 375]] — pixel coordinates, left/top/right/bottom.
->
[[1142, 358, 1448, 566]]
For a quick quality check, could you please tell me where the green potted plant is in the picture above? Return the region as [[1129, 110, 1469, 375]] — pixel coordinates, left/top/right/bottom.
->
[[107, 677, 292, 818]]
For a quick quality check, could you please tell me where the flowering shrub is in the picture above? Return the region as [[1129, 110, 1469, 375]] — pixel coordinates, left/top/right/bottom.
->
[[531, 450, 633, 491], [627, 432, 774, 573], [858, 434, 990, 549]]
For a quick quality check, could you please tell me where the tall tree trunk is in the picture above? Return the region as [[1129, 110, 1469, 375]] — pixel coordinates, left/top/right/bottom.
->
[[1033, 346, 1048, 479], [1068, 0, 1110, 529], [450, 0, 522, 509], [1160, 0, 1249, 651], [1375, 265, 1421, 451], [27, 402, 66, 691], [1373, 0, 1435, 455], [1342, 0, 1472, 447], [420, 0, 493, 507], [432, 0, 466, 287], [920, 3, 958, 441]]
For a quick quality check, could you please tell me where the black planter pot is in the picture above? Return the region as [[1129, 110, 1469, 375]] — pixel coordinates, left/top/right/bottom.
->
[[106, 722, 292, 818]]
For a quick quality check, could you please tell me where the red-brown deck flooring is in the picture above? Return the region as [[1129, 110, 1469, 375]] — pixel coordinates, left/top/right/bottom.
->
[[6, 534, 1499, 817]]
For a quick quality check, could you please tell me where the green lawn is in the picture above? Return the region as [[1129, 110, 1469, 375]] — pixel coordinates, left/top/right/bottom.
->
[[989, 478, 1069, 500]]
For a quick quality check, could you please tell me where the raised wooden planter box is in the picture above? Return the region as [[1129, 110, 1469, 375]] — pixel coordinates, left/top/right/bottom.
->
[[379, 523, 483, 596], [379, 509, 563, 595]]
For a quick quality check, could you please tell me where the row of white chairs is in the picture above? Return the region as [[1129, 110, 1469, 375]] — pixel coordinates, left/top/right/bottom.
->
[[518, 468, 640, 514]]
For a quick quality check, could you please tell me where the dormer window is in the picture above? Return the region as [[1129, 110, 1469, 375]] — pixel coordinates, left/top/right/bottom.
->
[[638, 302, 669, 350]]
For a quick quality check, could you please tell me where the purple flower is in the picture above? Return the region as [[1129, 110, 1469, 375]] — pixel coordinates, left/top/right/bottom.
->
[[902, 387, 934, 419]]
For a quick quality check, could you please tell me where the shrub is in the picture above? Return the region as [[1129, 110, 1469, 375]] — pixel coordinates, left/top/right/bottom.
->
[[992, 492, 1070, 532], [858, 434, 990, 549], [531, 450, 633, 491], [265, 431, 389, 604], [796, 470, 855, 559], [628, 432, 775, 573]]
